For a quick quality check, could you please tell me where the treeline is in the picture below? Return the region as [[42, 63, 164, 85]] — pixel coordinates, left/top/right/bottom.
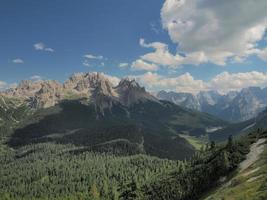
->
[[140, 130, 266, 200], [0, 128, 266, 200], [0, 142, 183, 200]]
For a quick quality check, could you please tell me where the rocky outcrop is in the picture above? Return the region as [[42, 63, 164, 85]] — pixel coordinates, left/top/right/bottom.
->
[[115, 78, 158, 106], [1, 72, 157, 110]]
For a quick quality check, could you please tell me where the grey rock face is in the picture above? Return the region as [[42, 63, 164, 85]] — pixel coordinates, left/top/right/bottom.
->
[[157, 87, 267, 122], [1, 72, 157, 111]]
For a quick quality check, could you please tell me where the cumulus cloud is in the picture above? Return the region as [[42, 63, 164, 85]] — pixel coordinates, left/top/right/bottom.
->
[[133, 71, 267, 94], [131, 59, 159, 71], [12, 58, 24, 64], [135, 72, 207, 93], [161, 0, 267, 65], [119, 63, 129, 68], [0, 81, 17, 91], [140, 38, 208, 67], [0, 81, 7, 90], [84, 54, 104, 60], [34, 42, 54, 52], [257, 48, 267, 61], [103, 74, 120, 86], [209, 71, 267, 93]]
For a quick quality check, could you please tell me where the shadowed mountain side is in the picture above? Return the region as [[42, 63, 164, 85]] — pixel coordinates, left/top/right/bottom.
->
[[209, 108, 267, 142], [7, 99, 225, 160]]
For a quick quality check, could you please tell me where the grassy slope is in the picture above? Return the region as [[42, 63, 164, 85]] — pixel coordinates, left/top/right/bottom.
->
[[203, 138, 267, 200], [178, 134, 207, 150]]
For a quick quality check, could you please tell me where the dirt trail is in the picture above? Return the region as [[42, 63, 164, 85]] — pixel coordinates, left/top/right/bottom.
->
[[239, 138, 266, 172]]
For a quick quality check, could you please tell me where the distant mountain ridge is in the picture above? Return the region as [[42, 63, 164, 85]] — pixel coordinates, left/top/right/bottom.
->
[[209, 106, 267, 141], [157, 87, 267, 122], [0, 72, 226, 160]]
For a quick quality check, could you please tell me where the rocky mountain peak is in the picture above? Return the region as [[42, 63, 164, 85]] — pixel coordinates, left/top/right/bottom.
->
[[0, 72, 160, 110], [117, 78, 144, 91], [4, 80, 43, 99], [29, 80, 63, 108], [116, 78, 157, 106], [63, 72, 115, 94]]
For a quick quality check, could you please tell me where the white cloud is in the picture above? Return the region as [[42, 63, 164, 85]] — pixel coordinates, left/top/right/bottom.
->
[[34, 42, 54, 52], [119, 63, 129, 68], [82, 60, 91, 67], [84, 54, 103, 60], [257, 48, 267, 61], [83, 54, 104, 67], [139, 39, 184, 67], [82, 61, 105, 67], [12, 58, 24, 64], [209, 71, 267, 93], [44, 48, 54, 52], [135, 38, 208, 71], [135, 72, 206, 94], [0, 81, 7, 90], [34, 43, 45, 50], [133, 71, 267, 94], [150, 22, 161, 34], [161, 0, 267, 65], [0, 81, 17, 91], [30, 75, 42, 82], [136, 38, 208, 68], [101, 73, 120, 86], [131, 59, 159, 71]]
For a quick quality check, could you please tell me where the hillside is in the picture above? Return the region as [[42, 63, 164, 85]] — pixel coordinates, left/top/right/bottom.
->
[[7, 98, 225, 160], [0, 73, 226, 160], [210, 108, 267, 141], [0, 95, 32, 138], [1, 122, 265, 200], [203, 133, 267, 200], [138, 131, 267, 200]]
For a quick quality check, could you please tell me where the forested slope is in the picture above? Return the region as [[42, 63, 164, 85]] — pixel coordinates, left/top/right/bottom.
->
[[1, 126, 265, 200]]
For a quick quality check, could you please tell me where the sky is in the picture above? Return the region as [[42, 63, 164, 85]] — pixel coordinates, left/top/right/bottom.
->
[[1, 0, 267, 94]]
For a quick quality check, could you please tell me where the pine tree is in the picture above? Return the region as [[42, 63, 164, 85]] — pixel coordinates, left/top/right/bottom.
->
[[210, 141, 216, 150], [89, 183, 100, 200], [111, 185, 119, 200]]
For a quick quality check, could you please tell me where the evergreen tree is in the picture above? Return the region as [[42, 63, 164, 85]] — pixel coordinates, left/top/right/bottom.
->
[[89, 183, 100, 200]]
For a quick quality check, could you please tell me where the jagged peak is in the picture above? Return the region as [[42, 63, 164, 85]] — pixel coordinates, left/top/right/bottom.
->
[[0, 71, 159, 109], [117, 77, 144, 91], [65, 72, 114, 89]]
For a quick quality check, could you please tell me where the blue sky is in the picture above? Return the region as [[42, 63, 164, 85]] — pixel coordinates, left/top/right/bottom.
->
[[1, 0, 267, 93]]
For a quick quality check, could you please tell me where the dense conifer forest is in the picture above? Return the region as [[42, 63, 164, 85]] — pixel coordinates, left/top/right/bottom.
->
[[1, 125, 266, 200]]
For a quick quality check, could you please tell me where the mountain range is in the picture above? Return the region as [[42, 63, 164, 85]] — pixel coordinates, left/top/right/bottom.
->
[[1, 72, 267, 200], [0, 72, 226, 160], [157, 87, 267, 122]]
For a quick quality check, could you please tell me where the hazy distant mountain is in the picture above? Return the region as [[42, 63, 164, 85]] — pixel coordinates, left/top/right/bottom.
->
[[157, 87, 267, 122], [1, 72, 227, 160], [157, 91, 200, 110], [209, 106, 267, 141]]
